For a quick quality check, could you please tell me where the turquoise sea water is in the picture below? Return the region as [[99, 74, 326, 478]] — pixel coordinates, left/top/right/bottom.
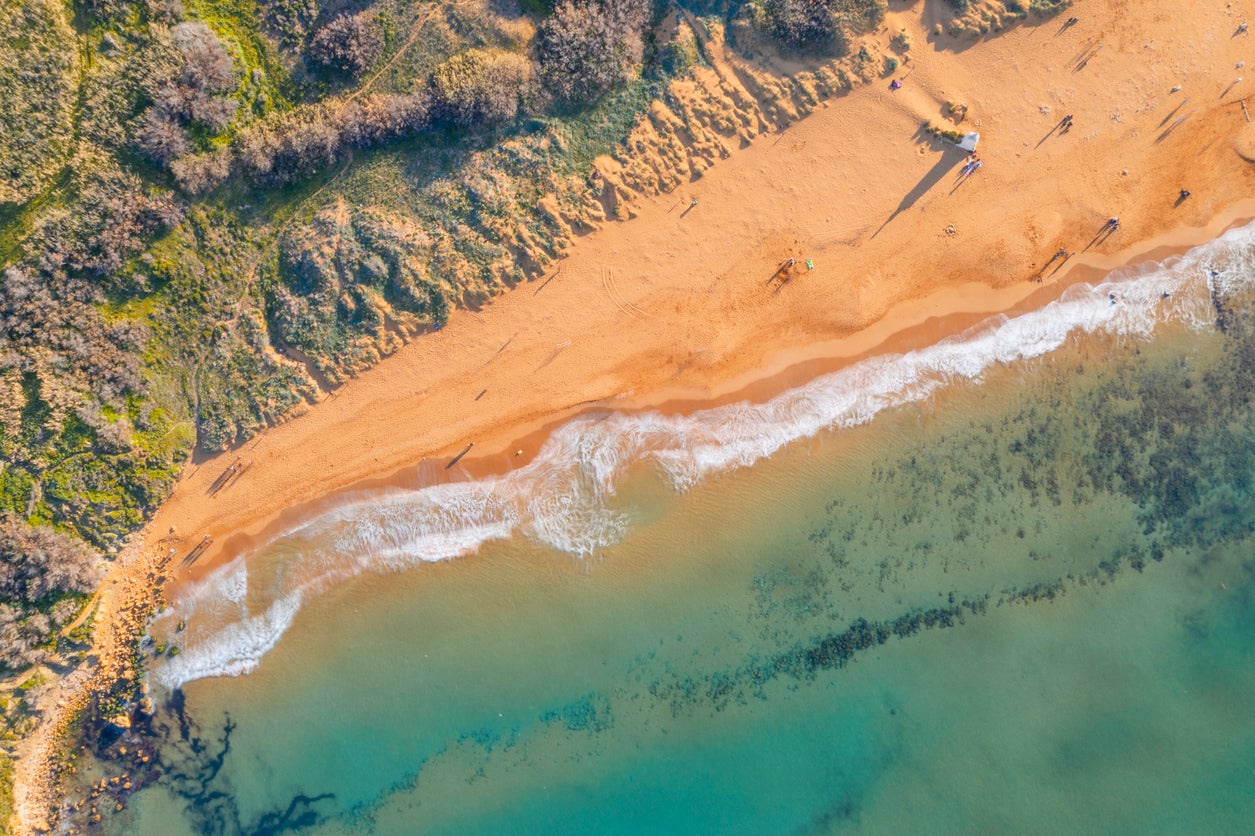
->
[[86, 227, 1255, 833]]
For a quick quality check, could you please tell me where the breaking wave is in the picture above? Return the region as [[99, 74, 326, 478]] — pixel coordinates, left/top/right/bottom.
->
[[149, 220, 1255, 690]]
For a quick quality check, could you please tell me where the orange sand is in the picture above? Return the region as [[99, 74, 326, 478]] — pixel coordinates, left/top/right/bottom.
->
[[15, 1, 1255, 829], [162, 0, 1255, 578]]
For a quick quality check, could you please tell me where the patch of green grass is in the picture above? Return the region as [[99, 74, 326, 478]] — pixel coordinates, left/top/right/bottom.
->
[[0, 752, 13, 832], [185, 0, 298, 114]]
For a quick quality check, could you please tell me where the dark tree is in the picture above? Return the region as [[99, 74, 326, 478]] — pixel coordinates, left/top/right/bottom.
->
[[135, 107, 192, 164], [535, 0, 650, 104], [172, 21, 237, 93], [0, 515, 102, 606], [308, 12, 383, 77]]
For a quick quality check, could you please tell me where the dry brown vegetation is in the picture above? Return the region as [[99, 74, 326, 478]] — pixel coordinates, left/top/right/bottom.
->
[[942, 0, 1072, 37], [0, 0, 77, 205], [0, 517, 102, 672], [431, 48, 534, 125], [536, 0, 651, 103], [747, 0, 886, 50], [309, 11, 385, 77]]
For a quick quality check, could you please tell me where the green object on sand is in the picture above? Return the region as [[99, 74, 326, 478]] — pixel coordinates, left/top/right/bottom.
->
[[806, 259, 815, 270]]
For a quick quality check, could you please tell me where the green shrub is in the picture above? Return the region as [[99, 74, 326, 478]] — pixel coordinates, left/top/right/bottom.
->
[[269, 204, 451, 380], [264, 0, 319, 47], [431, 49, 533, 127]]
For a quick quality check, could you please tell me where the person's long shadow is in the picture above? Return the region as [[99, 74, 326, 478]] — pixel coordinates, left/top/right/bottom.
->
[[1085, 224, 1116, 251], [872, 146, 966, 238], [1158, 99, 1188, 128]]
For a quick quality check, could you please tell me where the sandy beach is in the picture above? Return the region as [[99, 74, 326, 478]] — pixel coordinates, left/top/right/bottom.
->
[[14, 0, 1255, 828], [155, 0, 1255, 579]]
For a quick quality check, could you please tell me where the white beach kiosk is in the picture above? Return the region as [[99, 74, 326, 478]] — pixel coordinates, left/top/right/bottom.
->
[[957, 131, 980, 152]]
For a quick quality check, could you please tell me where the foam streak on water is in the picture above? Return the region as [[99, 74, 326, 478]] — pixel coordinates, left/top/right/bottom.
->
[[149, 221, 1255, 691]]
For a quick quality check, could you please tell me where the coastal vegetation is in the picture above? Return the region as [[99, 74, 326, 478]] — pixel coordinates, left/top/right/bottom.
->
[[0, 0, 1074, 827]]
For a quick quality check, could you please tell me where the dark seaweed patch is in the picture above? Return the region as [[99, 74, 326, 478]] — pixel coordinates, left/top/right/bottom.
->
[[132, 696, 337, 835], [129, 278, 1255, 829], [540, 693, 614, 733]]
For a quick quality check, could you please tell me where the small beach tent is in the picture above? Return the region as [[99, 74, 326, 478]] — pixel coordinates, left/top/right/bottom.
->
[[957, 132, 980, 152]]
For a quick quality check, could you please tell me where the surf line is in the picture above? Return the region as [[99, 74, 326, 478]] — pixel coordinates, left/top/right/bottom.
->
[[148, 220, 1255, 690]]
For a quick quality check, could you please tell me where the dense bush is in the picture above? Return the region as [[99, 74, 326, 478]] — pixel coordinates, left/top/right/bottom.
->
[[536, 0, 651, 103], [754, 0, 844, 48], [431, 49, 533, 126], [0, 516, 102, 671], [0, 517, 101, 607], [308, 12, 383, 77], [237, 102, 343, 182], [265, 0, 320, 47], [750, 0, 885, 50], [135, 108, 193, 165], [30, 170, 183, 278], [172, 21, 237, 93], [0, 170, 172, 486], [214, 91, 431, 188], [269, 205, 451, 380], [134, 20, 239, 165], [0, 266, 150, 409], [145, 0, 186, 23], [169, 147, 233, 194], [338, 92, 432, 147]]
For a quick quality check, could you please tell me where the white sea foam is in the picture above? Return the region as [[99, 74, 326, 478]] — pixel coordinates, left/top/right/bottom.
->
[[148, 220, 1255, 691]]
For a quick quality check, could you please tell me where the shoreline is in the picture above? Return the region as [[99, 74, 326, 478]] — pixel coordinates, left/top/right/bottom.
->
[[145, 0, 1255, 590], [193, 196, 1255, 581]]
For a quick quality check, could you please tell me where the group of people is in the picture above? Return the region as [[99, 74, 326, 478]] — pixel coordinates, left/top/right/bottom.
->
[[961, 154, 983, 176]]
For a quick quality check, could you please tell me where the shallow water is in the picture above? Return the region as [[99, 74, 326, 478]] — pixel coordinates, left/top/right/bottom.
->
[[98, 227, 1255, 834]]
